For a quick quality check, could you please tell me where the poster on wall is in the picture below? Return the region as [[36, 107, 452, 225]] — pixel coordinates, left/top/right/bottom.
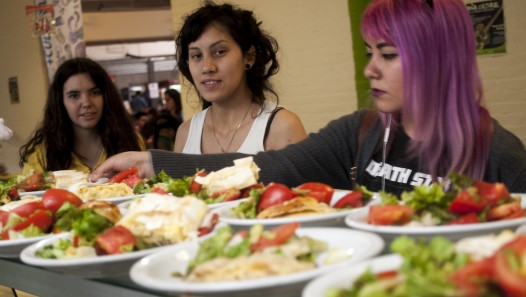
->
[[30, 0, 86, 79], [464, 0, 506, 55]]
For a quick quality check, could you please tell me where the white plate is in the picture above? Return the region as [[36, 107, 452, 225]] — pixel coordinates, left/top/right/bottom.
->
[[101, 194, 144, 205], [20, 231, 207, 279], [0, 233, 61, 258], [129, 228, 385, 297], [214, 190, 378, 229], [345, 193, 526, 243], [118, 196, 248, 215], [302, 253, 402, 297]]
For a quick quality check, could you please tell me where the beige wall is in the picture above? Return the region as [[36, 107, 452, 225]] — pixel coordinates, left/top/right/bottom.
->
[[0, 0, 48, 174], [1, 0, 525, 174], [478, 0, 526, 143], [83, 10, 174, 42]]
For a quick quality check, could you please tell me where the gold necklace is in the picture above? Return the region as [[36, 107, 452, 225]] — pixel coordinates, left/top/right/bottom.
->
[[210, 103, 251, 153]]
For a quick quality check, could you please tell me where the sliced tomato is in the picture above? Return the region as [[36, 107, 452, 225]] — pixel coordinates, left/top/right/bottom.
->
[[473, 181, 510, 207], [448, 189, 488, 215], [212, 189, 241, 202], [121, 174, 143, 189], [42, 189, 83, 216], [257, 183, 296, 213], [0, 210, 9, 227], [109, 167, 139, 183], [11, 201, 46, 218], [295, 182, 334, 204], [494, 235, 526, 297], [333, 191, 363, 209], [447, 212, 479, 225], [487, 201, 522, 221], [94, 225, 136, 255], [367, 205, 415, 226], [1, 210, 53, 239], [251, 222, 300, 252], [376, 270, 399, 280], [450, 257, 495, 297], [150, 187, 169, 195], [7, 187, 19, 200], [198, 213, 219, 237], [17, 172, 46, 192], [189, 170, 207, 194]]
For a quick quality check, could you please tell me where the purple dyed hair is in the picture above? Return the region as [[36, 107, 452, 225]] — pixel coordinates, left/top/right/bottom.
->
[[361, 0, 492, 180]]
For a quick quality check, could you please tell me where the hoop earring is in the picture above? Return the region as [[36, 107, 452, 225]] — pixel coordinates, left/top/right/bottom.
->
[[245, 64, 251, 70]]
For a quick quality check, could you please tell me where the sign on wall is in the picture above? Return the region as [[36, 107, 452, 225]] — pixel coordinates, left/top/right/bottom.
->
[[465, 0, 506, 55], [29, 0, 86, 79]]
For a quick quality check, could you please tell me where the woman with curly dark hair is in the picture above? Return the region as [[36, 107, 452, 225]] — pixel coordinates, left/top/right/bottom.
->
[[19, 57, 144, 174], [173, 1, 307, 154]]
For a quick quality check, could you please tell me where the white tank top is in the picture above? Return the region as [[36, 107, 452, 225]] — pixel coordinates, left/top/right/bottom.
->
[[182, 102, 278, 154]]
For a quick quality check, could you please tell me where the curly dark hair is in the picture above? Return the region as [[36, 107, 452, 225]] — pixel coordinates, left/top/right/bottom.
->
[[175, 0, 280, 109], [19, 57, 142, 170]]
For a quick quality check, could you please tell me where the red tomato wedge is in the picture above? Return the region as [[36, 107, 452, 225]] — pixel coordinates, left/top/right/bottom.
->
[[295, 182, 334, 204], [94, 225, 136, 255], [449, 189, 488, 215], [109, 167, 139, 183], [257, 183, 296, 212], [121, 174, 143, 189], [251, 222, 300, 252], [450, 256, 495, 297], [494, 235, 526, 297], [1, 210, 53, 239], [473, 180, 510, 207], [11, 201, 46, 218], [189, 170, 207, 194], [333, 191, 363, 209], [367, 205, 415, 226], [198, 213, 219, 237], [150, 187, 169, 195], [0, 210, 9, 227], [42, 189, 83, 216], [447, 212, 480, 225]]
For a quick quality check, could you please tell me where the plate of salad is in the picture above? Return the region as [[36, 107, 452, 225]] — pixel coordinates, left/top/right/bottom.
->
[[303, 233, 526, 297], [130, 223, 384, 297], [0, 190, 80, 258], [20, 193, 220, 278], [110, 157, 262, 208], [213, 182, 378, 229], [345, 177, 526, 243]]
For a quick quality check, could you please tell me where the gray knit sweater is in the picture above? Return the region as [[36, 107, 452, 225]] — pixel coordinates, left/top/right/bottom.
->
[[151, 109, 526, 195]]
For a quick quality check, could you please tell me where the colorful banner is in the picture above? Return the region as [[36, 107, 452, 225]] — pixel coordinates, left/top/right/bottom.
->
[[30, 0, 86, 79]]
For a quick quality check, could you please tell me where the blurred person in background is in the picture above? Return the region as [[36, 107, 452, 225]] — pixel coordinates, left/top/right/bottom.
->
[[162, 88, 184, 124], [20, 57, 145, 174]]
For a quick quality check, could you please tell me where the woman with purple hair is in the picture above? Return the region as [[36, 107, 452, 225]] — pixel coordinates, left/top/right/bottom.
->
[[92, 0, 526, 195]]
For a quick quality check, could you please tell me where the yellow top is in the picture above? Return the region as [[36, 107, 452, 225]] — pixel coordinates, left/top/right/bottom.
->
[[22, 135, 145, 175]]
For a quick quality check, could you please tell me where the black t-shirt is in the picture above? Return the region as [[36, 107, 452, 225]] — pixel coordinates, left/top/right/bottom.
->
[[363, 128, 433, 196]]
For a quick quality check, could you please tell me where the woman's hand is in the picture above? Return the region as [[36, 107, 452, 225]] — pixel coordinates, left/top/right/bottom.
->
[[90, 151, 154, 182]]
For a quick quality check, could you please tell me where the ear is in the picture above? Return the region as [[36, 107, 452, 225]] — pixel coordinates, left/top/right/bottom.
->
[[244, 45, 256, 66]]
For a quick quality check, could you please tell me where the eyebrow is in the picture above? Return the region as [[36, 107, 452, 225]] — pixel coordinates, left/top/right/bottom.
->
[[64, 86, 98, 94], [364, 42, 393, 49], [188, 40, 228, 51]]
